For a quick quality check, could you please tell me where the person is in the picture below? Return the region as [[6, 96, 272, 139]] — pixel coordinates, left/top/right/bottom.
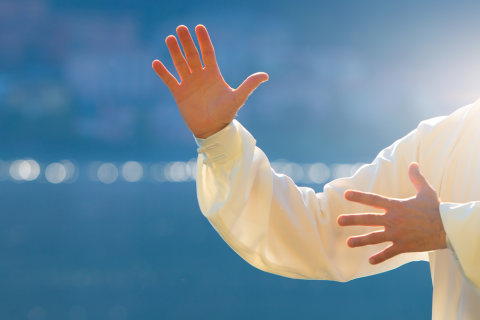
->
[[152, 24, 480, 319]]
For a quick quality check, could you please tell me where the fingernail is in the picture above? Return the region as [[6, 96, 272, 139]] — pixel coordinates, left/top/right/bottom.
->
[[339, 217, 345, 225], [346, 192, 353, 200], [369, 258, 376, 264]]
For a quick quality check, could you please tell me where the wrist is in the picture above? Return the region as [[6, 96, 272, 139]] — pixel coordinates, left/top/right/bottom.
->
[[436, 203, 447, 250], [195, 120, 243, 167], [193, 123, 230, 140], [437, 229, 447, 250]]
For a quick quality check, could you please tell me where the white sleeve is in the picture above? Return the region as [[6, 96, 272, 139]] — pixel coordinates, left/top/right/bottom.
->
[[196, 119, 428, 281], [440, 202, 480, 296]]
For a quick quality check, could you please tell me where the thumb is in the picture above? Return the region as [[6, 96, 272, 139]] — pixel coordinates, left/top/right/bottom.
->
[[408, 162, 432, 194], [234, 72, 269, 107]]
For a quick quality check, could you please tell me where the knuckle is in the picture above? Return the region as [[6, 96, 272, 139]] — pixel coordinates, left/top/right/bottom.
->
[[387, 213, 402, 225], [391, 244, 403, 254], [391, 201, 404, 210], [390, 247, 402, 257], [379, 252, 391, 261], [359, 237, 368, 246], [388, 229, 400, 240], [351, 216, 360, 226], [358, 237, 367, 246], [360, 236, 370, 246], [365, 214, 380, 226], [186, 52, 199, 59], [396, 200, 406, 209]]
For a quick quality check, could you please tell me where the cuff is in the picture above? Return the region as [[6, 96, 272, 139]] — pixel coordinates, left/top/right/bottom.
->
[[445, 234, 458, 260], [194, 120, 243, 167], [440, 203, 460, 259], [194, 136, 205, 147]]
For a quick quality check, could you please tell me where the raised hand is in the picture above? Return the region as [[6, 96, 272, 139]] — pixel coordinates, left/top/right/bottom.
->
[[152, 25, 269, 139], [337, 162, 446, 265]]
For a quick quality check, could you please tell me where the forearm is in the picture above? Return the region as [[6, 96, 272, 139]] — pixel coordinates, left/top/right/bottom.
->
[[196, 120, 318, 279], [196, 120, 429, 281]]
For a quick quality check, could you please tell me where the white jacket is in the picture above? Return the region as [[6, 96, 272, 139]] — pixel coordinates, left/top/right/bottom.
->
[[196, 100, 480, 319]]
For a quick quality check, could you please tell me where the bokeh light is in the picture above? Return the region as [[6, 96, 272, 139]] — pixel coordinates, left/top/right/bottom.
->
[[60, 160, 78, 183], [283, 163, 304, 182], [45, 163, 67, 184], [273, 160, 332, 184], [165, 162, 189, 182], [309, 163, 330, 184], [186, 158, 198, 180], [150, 163, 166, 182], [97, 163, 118, 184], [10, 159, 40, 181], [121, 161, 143, 182], [0, 158, 364, 185], [332, 164, 354, 179], [9, 161, 22, 180], [272, 160, 304, 182], [271, 159, 289, 175], [351, 163, 366, 176]]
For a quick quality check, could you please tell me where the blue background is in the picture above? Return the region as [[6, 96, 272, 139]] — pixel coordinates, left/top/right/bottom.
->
[[2, 0, 480, 319]]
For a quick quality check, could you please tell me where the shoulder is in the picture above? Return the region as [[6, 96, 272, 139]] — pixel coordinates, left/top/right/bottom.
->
[[378, 100, 480, 166], [416, 101, 480, 138], [414, 100, 480, 182]]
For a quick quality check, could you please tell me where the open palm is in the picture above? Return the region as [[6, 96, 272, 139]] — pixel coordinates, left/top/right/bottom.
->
[[152, 25, 269, 139]]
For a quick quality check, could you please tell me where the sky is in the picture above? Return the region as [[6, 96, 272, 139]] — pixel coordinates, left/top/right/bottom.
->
[[2, 0, 480, 163]]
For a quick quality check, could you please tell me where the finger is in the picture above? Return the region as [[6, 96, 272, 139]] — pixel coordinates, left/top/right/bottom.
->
[[165, 35, 190, 79], [152, 60, 180, 92], [234, 72, 269, 107], [408, 162, 434, 194], [369, 244, 402, 265], [176, 25, 203, 71], [346, 230, 388, 248], [344, 190, 394, 209], [195, 25, 217, 67], [337, 213, 385, 227]]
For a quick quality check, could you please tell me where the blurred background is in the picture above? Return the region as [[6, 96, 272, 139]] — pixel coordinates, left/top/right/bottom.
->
[[1, 0, 480, 319]]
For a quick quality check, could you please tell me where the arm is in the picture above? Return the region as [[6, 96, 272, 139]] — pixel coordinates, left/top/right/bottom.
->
[[196, 119, 429, 281], [152, 24, 428, 282], [440, 202, 480, 296]]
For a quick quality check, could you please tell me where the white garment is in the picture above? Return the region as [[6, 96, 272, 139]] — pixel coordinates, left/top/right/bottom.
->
[[195, 100, 480, 320]]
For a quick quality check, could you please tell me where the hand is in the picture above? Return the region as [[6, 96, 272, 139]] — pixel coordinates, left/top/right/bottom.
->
[[152, 25, 269, 139], [337, 162, 446, 265]]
